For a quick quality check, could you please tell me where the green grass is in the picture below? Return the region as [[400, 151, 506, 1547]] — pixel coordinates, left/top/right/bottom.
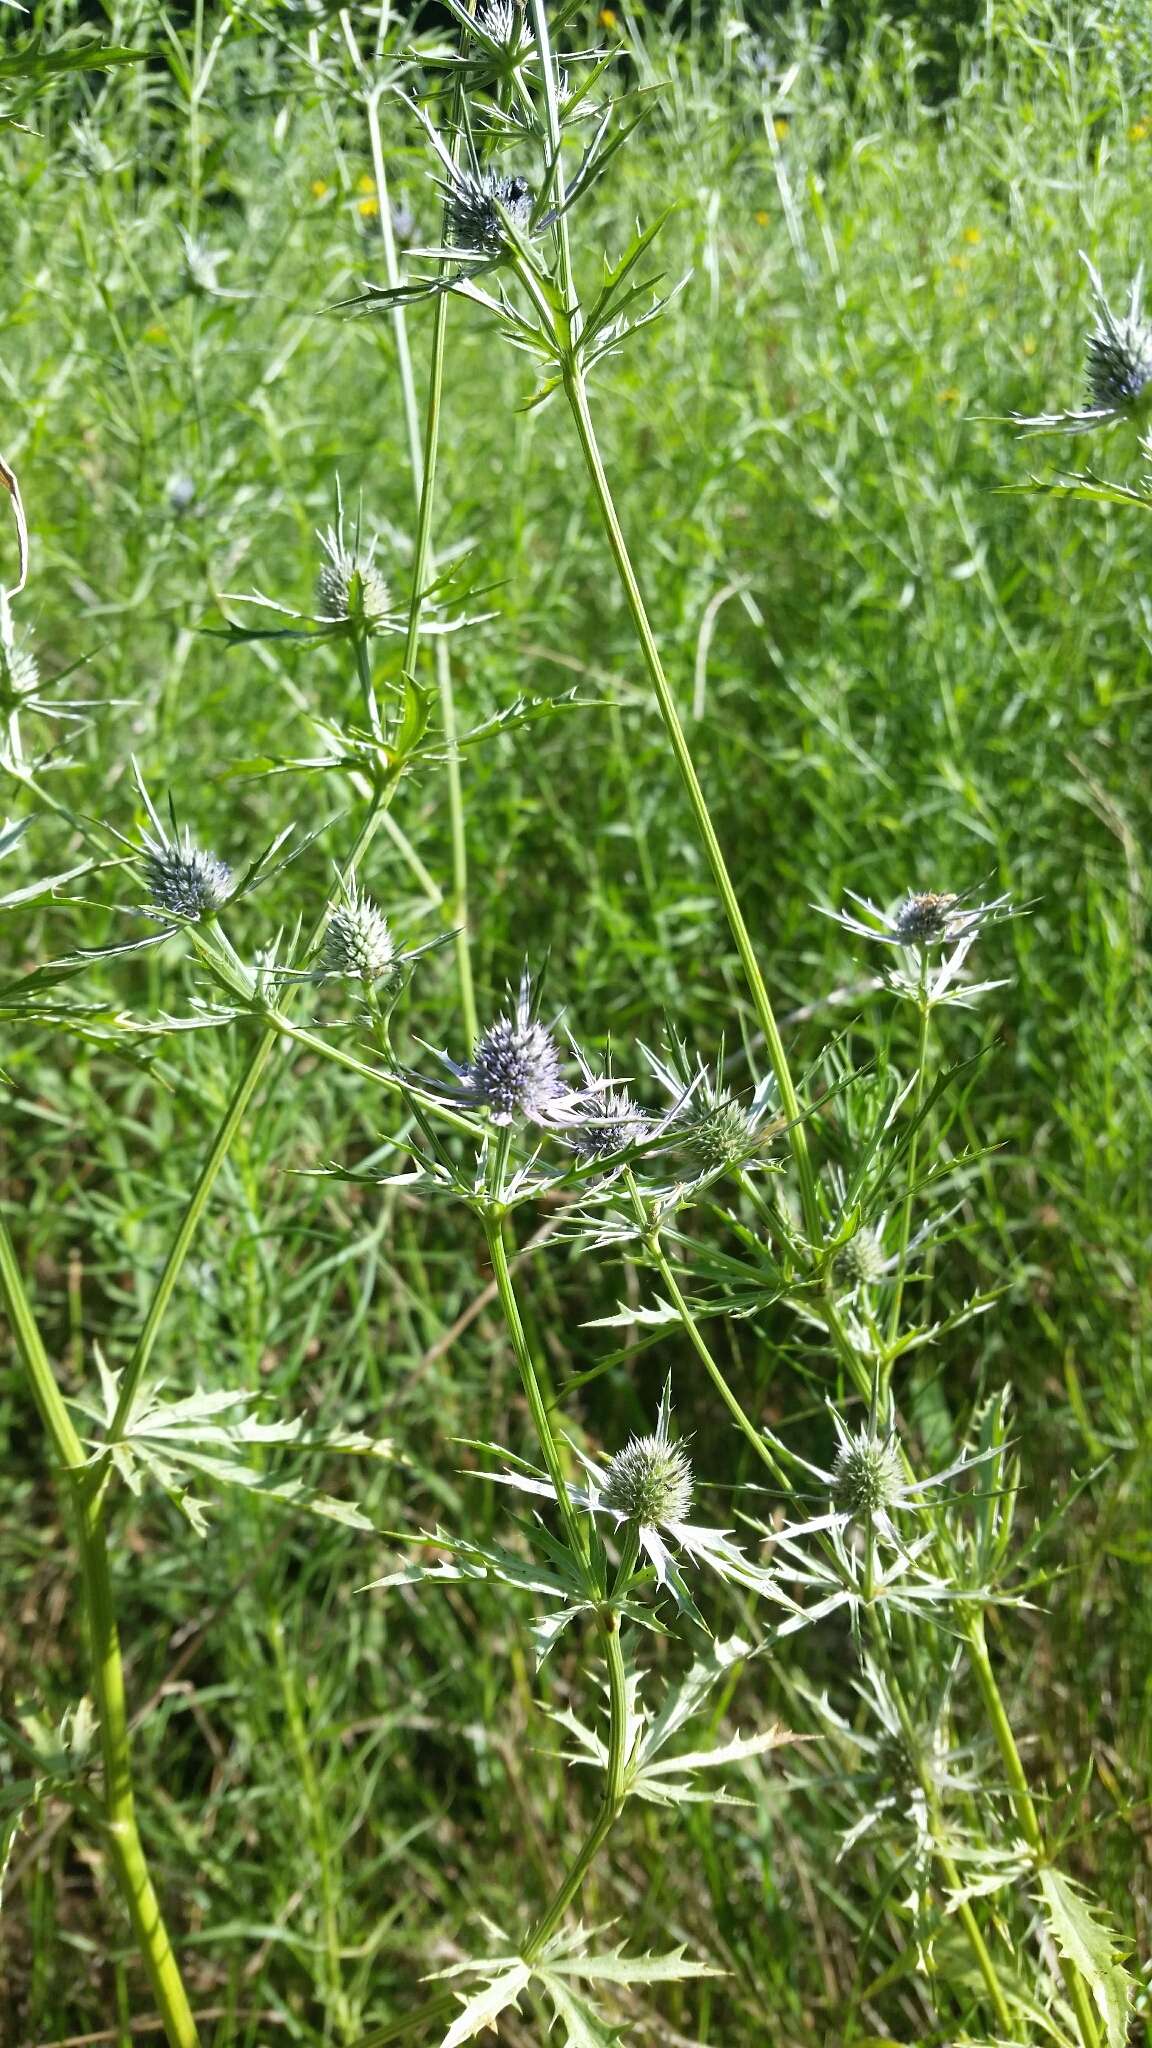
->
[[0, 1, 1149, 2042]]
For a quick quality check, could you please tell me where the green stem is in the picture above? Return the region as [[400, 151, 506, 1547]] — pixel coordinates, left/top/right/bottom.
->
[[964, 1613, 1101, 2048], [888, 973, 930, 1346], [526, 3, 816, 1238], [110, 788, 389, 1441], [482, 1210, 633, 1954], [522, 1613, 629, 1959], [646, 1223, 790, 1490], [359, 58, 477, 1038], [482, 1216, 589, 1569], [560, 364, 819, 1241], [881, 1653, 1013, 2033], [0, 1213, 200, 2048]]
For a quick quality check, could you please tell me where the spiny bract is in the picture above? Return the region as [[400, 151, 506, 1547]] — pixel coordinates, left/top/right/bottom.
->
[[602, 1434, 694, 1526], [0, 636, 39, 703]]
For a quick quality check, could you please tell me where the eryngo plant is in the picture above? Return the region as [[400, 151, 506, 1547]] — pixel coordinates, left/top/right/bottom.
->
[[3, 19, 1134, 2048]]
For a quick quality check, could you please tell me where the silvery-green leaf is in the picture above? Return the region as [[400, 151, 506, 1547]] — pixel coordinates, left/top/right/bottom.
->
[[1035, 1869, 1133, 2048], [535, 1975, 621, 2046], [438, 1963, 532, 2047]]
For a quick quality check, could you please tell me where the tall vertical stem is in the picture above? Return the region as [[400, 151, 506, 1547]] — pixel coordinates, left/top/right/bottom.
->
[[0, 1212, 200, 2047], [964, 1613, 1101, 2048], [482, 1212, 630, 1953], [525, 6, 817, 1236]]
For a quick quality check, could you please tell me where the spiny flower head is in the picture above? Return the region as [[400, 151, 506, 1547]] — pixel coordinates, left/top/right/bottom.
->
[[447, 168, 532, 256], [820, 885, 1013, 951], [602, 1433, 694, 1527], [1085, 262, 1152, 415], [571, 1086, 649, 1162], [321, 885, 395, 984], [681, 1093, 755, 1169], [452, 970, 569, 1125], [143, 830, 231, 921], [892, 891, 960, 944], [468, 1011, 563, 1123], [832, 1430, 904, 1519], [1009, 254, 1152, 434], [315, 526, 390, 623], [834, 1227, 888, 1288], [477, 0, 521, 43]]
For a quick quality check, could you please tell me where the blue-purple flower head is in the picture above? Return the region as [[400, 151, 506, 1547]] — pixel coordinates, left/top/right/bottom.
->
[[143, 827, 231, 922], [437, 968, 591, 1128], [820, 886, 1014, 950], [445, 168, 532, 257]]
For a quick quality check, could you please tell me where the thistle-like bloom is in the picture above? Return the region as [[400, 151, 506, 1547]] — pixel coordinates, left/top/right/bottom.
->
[[445, 167, 533, 257], [831, 1429, 904, 1520], [643, 1033, 779, 1174], [180, 229, 227, 296], [315, 523, 390, 623], [761, 1407, 1003, 1553], [563, 1043, 654, 1164], [320, 883, 396, 984], [602, 1431, 694, 1526], [833, 1225, 891, 1290], [475, 0, 523, 45], [570, 1084, 651, 1162], [1010, 255, 1152, 434], [143, 828, 232, 922], [819, 886, 1013, 949], [484, 1380, 769, 1623], [429, 968, 592, 1128]]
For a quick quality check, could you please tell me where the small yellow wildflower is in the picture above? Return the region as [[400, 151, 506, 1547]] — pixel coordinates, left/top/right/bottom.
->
[[963, 225, 982, 245], [358, 197, 379, 218], [599, 7, 617, 25], [939, 386, 961, 404], [144, 323, 167, 344], [755, 209, 770, 227], [311, 178, 330, 199], [1130, 121, 1149, 141], [773, 117, 790, 139], [357, 173, 376, 195]]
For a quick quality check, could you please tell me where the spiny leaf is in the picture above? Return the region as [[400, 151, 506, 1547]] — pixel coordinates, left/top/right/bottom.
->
[[536, 1975, 622, 2046], [438, 1963, 532, 2047], [1035, 1868, 1133, 2048]]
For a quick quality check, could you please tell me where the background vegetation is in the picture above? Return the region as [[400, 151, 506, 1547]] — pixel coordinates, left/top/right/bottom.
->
[[1, 0, 1149, 2041]]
